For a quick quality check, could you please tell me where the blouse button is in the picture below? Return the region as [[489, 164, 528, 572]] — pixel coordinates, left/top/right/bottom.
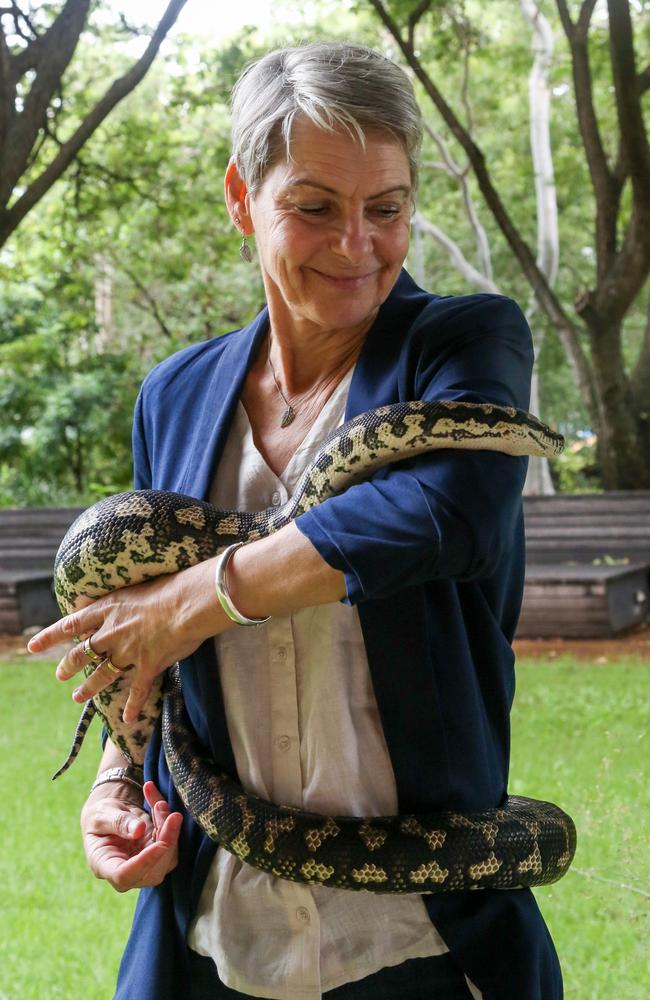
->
[[271, 491, 282, 506], [275, 734, 291, 752], [296, 906, 311, 924]]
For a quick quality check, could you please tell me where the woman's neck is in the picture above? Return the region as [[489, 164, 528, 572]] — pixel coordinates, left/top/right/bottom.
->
[[262, 289, 374, 394], [267, 327, 364, 397]]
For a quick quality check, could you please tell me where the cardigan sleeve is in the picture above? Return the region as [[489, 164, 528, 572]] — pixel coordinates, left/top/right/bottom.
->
[[295, 296, 534, 604]]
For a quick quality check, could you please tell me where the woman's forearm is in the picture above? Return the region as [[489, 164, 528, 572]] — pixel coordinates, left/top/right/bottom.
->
[[226, 522, 346, 621], [95, 738, 131, 776]]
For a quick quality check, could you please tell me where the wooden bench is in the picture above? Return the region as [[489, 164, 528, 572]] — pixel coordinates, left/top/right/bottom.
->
[[518, 492, 650, 638], [0, 507, 83, 633]]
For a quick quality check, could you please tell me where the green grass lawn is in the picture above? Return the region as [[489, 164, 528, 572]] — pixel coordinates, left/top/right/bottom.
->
[[0, 653, 648, 999], [0, 655, 136, 1000], [509, 655, 650, 1000]]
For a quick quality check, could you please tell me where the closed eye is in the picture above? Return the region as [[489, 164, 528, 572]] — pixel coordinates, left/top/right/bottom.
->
[[372, 205, 402, 218], [296, 204, 405, 219]]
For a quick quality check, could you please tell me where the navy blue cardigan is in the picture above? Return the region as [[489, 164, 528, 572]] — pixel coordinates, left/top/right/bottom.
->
[[115, 271, 562, 999]]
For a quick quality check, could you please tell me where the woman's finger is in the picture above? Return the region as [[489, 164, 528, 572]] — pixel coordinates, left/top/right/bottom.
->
[[71, 658, 132, 704], [104, 812, 183, 890], [99, 840, 172, 890], [143, 780, 166, 809], [144, 782, 170, 838], [88, 802, 149, 840], [55, 633, 110, 681], [28, 604, 105, 653], [122, 680, 155, 724]]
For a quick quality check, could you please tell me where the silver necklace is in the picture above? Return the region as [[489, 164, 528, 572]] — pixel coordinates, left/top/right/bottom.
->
[[267, 336, 296, 428]]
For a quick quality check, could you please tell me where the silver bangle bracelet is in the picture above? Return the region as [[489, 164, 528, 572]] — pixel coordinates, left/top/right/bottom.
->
[[215, 542, 271, 627], [90, 765, 144, 793]]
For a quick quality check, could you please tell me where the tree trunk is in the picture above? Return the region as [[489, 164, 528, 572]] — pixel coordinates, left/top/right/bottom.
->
[[630, 291, 650, 456], [588, 321, 650, 488]]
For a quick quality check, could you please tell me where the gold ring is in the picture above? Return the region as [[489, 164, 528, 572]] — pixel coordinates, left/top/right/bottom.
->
[[103, 658, 122, 676], [82, 636, 104, 667]]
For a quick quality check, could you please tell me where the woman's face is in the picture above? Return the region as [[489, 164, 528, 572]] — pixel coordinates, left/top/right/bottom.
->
[[235, 119, 413, 338]]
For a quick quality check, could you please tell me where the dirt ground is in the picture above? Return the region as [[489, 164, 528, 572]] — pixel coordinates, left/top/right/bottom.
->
[[512, 621, 650, 662], [514, 618, 650, 661], [2, 622, 649, 663], [0, 629, 72, 661]]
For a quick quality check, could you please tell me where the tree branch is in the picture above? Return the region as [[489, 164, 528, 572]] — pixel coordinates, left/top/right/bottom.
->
[[368, 0, 596, 414], [423, 120, 492, 280], [577, 2, 650, 324], [452, 6, 474, 134], [407, 0, 432, 51], [589, 202, 650, 326], [0, 0, 91, 201], [639, 64, 650, 96], [0, 0, 189, 245], [78, 158, 152, 201], [606, 0, 650, 208], [413, 212, 499, 293], [10, 2, 38, 40], [555, 0, 618, 283], [576, 0, 599, 38], [120, 261, 174, 340], [0, 19, 12, 151]]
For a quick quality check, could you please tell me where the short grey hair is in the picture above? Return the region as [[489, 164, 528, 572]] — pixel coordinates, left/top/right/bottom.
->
[[230, 42, 423, 196]]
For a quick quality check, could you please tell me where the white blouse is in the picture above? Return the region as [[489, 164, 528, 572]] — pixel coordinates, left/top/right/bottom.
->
[[188, 372, 481, 999]]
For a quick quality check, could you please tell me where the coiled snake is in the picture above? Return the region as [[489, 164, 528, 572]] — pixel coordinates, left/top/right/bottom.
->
[[53, 399, 577, 893]]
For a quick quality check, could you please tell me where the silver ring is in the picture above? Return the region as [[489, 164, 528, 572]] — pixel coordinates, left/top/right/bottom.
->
[[82, 636, 104, 667]]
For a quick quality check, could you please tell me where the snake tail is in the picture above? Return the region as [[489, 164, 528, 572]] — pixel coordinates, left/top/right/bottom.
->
[[52, 701, 97, 780]]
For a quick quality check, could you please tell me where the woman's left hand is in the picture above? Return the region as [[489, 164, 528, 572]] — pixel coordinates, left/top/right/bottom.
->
[[27, 559, 232, 723]]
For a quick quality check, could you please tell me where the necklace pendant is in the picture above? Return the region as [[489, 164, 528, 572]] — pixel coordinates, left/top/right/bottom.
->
[[280, 405, 295, 428]]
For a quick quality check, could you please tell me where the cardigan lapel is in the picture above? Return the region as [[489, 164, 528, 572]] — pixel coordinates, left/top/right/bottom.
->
[[178, 307, 269, 501]]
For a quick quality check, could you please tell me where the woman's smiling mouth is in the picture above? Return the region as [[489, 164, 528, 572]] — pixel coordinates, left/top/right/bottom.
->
[[310, 269, 378, 289]]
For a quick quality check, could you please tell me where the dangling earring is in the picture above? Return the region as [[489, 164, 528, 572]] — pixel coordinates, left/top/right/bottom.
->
[[239, 233, 253, 263]]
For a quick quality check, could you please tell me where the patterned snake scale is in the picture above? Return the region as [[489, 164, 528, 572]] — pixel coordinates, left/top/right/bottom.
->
[[53, 399, 576, 893]]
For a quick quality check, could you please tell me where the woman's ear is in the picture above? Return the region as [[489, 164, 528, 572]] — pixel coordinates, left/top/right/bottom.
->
[[224, 158, 253, 236]]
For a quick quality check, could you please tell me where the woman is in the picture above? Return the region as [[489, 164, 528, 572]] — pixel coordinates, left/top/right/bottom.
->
[[30, 43, 563, 999]]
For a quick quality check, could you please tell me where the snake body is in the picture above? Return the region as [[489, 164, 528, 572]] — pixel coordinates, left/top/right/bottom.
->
[[53, 399, 576, 893]]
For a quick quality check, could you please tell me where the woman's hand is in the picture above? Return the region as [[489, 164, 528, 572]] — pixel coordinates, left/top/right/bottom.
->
[[81, 780, 183, 892], [28, 522, 344, 723], [28, 559, 233, 723]]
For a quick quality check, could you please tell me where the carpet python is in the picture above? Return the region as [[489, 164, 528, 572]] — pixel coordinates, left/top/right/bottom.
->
[[53, 399, 576, 893]]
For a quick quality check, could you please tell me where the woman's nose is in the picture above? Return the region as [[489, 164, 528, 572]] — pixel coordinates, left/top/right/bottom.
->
[[330, 214, 373, 263]]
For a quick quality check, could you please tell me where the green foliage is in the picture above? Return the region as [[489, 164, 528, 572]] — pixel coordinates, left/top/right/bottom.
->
[[550, 440, 601, 494], [1, 1, 649, 502], [0, 213, 140, 504], [0, 337, 138, 506], [0, 32, 270, 506]]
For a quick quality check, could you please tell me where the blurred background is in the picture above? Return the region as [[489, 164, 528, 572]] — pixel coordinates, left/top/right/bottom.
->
[[0, 2, 648, 998]]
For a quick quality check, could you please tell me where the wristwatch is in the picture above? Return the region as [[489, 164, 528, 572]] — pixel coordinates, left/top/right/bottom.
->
[[90, 764, 144, 792]]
